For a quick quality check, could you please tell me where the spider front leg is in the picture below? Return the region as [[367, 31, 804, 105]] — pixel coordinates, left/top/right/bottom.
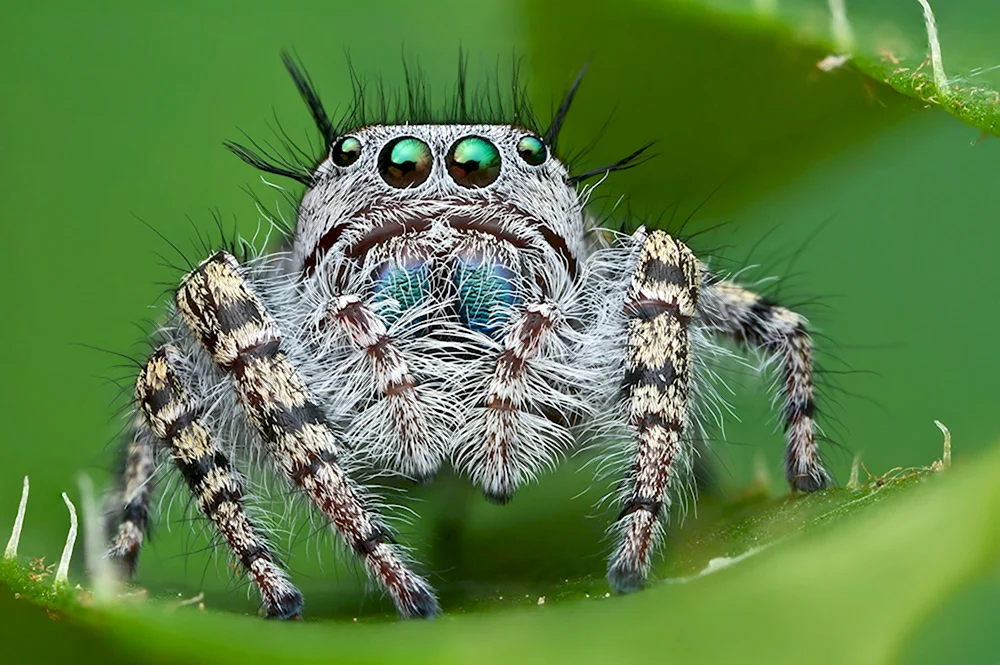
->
[[131, 346, 301, 618], [459, 302, 556, 504], [699, 279, 829, 492], [608, 230, 698, 593], [328, 295, 442, 482], [175, 252, 439, 618]]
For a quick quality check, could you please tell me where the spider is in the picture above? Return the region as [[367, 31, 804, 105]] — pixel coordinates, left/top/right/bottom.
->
[[104, 54, 830, 620]]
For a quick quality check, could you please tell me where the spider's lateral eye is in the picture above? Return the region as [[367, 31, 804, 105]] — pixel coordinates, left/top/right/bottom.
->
[[517, 135, 547, 166], [447, 136, 501, 188], [379, 137, 433, 188], [331, 136, 362, 167]]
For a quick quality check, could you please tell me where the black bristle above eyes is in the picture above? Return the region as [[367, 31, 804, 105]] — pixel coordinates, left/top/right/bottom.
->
[[226, 52, 545, 184], [223, 137, 313, 186], [226, 53, 654, 187], [281, 50, 336, 146], [566, 142, 657, 185], [224, 54, 333, 186], [544, 62, 588, 153], [456, 49, 469, 123], [335, 53, 539, 132]]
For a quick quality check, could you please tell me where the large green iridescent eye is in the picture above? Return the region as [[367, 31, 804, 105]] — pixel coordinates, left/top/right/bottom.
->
[[447, 136, 501, 188], [517, 135, 547, 166], [331, 136, 362, 167], [379, 137, 433, 188]]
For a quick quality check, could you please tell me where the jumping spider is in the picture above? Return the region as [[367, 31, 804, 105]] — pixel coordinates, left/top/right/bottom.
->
[[104, 55, 829, 619]]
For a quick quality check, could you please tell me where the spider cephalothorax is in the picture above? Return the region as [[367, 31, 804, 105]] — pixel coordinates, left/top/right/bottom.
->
[[104, 54, 829, 620], [290, 121, 594, 492]]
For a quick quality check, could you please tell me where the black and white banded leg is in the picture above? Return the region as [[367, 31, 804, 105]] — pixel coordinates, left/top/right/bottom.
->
[[135, 346, 301, 618], [105, 420, 156, 575], [175, 252, 439, 618], [474, 302, 556, 504], [608, 230, 698, 593], [328, 295, 442, 482], [699, 280, 829, 492]]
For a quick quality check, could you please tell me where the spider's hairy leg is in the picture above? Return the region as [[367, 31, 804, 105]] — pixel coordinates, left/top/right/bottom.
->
[[134, 346, 302, 618], [698, 279, 829, 492], [105, 420, 156, 575], [328, 295, 442, 482], [474, 302, 556, 504], [175, 252, 439, 619], [608, 230, 698, 593]]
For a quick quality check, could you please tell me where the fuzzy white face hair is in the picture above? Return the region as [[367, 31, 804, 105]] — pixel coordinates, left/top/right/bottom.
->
[[277, 119, 618, 498], [295, 123, 586, 279]]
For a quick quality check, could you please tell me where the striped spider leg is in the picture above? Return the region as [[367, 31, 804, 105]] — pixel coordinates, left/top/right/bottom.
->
[[473, 301, 559, 504], [107, 250, 441, 620], [608, 230, 700, 591], [105, 421, 155, 575], [133, 346, 303, 618], [698, 279, 828, 492], [172, 251, 440, 618], [326, 294, 440, 482], [607, 228, 828, 591]]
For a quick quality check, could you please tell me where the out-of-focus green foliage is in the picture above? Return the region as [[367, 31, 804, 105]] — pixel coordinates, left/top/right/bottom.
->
[[683, 0, 1000, 135]]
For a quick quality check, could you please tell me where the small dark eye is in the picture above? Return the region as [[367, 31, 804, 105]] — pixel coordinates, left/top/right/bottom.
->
[[331, 136, 362, 167], [447, 137, 501, 188], [517, 135, 547, 166], [379, 137, 433, 188]]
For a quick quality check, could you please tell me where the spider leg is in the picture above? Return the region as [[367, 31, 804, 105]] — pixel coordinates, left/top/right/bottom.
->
[[466, 302, 556, 504], [133, 345, 302, 618], [328, 295, 442, 482], [175, 251, 439, 618], [608, 230, 698, 593], [698, 279, 829, 492], [105, 419, 156, 575]]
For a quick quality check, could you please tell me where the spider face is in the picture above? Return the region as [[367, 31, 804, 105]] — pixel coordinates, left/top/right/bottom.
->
[[293, 124, 585, 293]]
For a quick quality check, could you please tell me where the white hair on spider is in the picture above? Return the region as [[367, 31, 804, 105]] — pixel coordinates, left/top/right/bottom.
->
[[102, 52, 831, 620]]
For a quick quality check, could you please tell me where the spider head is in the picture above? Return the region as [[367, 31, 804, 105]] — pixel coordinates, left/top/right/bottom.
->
[[226, 55, 651, 290], [292, 123, 585, 283]]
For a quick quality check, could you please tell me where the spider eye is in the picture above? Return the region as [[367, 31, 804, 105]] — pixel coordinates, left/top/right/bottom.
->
[[447, 137, 501, 188], [379, 137, 433, 188], [331, 136, 362, 167], [517, 135, 547, 166]]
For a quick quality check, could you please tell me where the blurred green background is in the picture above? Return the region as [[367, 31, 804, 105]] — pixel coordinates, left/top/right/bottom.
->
[[2, 0, 1000, 661]]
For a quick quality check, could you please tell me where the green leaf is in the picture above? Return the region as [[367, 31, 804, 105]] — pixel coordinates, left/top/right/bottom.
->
[[525, 0, 1000, 219], [3, 1, 999, 662], [5, 440, 998, 664], [689, 0, 1000, 135]]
